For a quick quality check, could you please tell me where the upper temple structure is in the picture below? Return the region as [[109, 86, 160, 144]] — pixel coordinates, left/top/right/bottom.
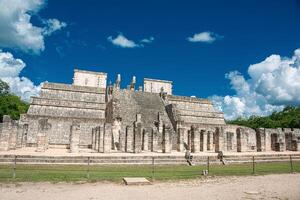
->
[[0, 69, 300, 153]]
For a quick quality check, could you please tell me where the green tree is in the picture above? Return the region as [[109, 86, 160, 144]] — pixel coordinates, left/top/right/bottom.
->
[[0, 79, 29, 122], [0, 79, 9, 94], [228, 106, 300, 129]]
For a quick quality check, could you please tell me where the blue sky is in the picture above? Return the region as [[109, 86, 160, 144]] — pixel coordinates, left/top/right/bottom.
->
[[0, 0, 300, 119]]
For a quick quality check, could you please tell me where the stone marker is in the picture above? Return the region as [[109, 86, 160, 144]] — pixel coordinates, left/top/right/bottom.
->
[[123, 177, 151, 185]]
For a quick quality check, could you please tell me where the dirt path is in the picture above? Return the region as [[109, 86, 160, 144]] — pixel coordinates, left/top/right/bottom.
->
[[1, 174, 299, 200]]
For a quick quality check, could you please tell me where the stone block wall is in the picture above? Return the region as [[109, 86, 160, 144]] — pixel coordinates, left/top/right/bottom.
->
[[165, 95, 225, 127], [73, 69, 107, 88], [143, 78, 172, 95], [1, 69, 299, 154]]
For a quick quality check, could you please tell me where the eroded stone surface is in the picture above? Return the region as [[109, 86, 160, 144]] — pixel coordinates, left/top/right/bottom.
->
[[0, 69, 299, 154]]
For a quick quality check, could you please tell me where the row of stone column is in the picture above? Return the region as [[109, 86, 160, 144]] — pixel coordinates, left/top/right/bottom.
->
[[0, 115, 28, 151], [90, 123, 173, 153], [256, 128, 300, 152], [177, 125, 217, 153]]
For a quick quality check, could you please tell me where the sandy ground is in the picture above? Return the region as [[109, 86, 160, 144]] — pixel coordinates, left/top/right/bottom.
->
[[0, 174, 299, 200]]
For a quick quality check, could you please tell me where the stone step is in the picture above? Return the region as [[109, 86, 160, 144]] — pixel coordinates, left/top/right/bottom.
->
[[0, 154, 299, 165]]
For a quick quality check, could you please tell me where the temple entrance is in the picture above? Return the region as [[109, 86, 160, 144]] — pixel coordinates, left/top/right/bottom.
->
[[271, 134, 278, 151], [236, 129, 241, 152]]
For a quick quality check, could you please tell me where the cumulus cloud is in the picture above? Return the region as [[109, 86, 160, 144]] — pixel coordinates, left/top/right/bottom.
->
[[211, 49, 300, 120], [187, 31, 223, 43], [107, 33, 154, 48], [0, 0, 66, 54], [0, 50, 42, 101]]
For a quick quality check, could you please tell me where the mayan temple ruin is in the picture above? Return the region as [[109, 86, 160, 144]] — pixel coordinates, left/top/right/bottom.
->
[[0, 69, 300, 154]]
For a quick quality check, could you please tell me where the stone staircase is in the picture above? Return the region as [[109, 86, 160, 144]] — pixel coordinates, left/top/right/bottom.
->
[[112, 89, 173, 129]]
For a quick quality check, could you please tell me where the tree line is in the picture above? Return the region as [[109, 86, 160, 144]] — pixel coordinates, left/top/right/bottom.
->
[[228, 106, 300, 129]]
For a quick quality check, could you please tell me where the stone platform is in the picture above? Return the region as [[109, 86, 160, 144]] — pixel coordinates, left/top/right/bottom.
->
[[0, 148, 299, 165]]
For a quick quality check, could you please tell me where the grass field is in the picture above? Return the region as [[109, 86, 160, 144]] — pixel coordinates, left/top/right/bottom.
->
[[0, 162, 299, 182]]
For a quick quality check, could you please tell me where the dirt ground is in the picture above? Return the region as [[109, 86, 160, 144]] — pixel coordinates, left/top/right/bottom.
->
[[0, 174, 299, 200]]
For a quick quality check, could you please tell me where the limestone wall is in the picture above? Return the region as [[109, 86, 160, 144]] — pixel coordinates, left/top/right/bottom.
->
[[24, 81, 106, 149], [143, 78, 172, 95], [40, 88, 105, 103], [73, 69, 107, 88], [166, 95, 225, 126]]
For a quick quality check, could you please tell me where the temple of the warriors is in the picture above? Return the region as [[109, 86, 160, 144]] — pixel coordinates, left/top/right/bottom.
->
[[0, 69, 300, 153]]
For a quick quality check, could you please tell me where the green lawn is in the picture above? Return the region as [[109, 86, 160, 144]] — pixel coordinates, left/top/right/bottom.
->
[[0, 162, 299, 182]]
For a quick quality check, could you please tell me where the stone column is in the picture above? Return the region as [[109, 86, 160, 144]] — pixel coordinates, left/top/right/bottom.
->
[[8, 121, 18, 150], [258, 129, 266, 152], [103, 123, 112, 153], [21, 124, 28, 148], [143, 128, 151, 151], [162, 125, 172, 153], [98, 126, 104, 152], [17, 114, 28, 148], [112, 118, 121, 150], [192, 128, 200, 153], [238, 128, 246, 152], [207, 131, 214, 151], [95, 127, 99, 151], [265, 129, 272, 151], [158, 112, 164, 134], [215, 127, 224, 152], [126, 126, 134, 152], [202, 130, 207, 152], [152, 129, 159, 152], [70, 124, 80, 153], [119, 127, 126, 152], [92, 127, 97, 150], [0, 115, 12, 151], [187, 130, 192, 151], [277, 129, 285, 152], [134, 123, 142, 153], [36, 119, 51, 152], [91, 128, 95, 150], [16, 124, 24, 149], [177, 121, 185, 152], [133, 114, 142, 153]]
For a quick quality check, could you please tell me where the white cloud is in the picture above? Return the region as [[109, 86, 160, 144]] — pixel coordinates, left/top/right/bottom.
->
[[0, 50, 42, 101], [210, 49, 300, 120], [248, 51, 300, 105], [42, 18, 67, 36], [0, 0, 66, 54], [187, 31, 222, 43], [108, 34, 137, 48], [108, 33, 154, 48], [140, 37, 154, 44]]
